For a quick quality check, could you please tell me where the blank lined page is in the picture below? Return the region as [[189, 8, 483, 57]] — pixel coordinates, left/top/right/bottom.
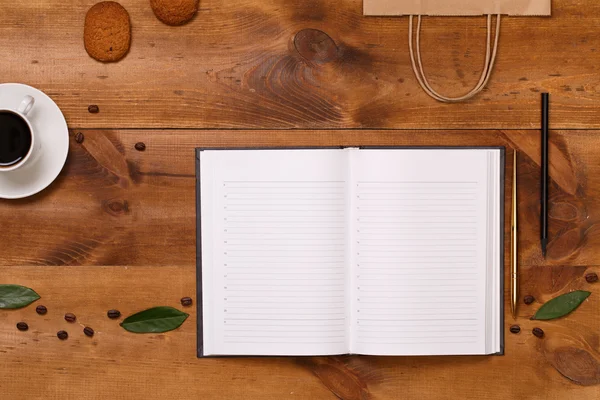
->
[[350, 149, 493, 356], [200, 150, 349, 356]]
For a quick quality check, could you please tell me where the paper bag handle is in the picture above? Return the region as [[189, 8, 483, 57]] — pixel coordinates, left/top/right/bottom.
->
[[408, 14, 502, 103]]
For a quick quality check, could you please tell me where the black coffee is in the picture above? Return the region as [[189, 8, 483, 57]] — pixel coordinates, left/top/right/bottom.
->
[[0, 111, 32, 168]]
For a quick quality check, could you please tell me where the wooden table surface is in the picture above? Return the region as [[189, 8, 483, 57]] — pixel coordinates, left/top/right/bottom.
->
[[1, 1, 599, 399]]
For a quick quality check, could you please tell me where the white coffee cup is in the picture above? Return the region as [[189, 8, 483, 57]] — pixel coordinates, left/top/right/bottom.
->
[[0, 95, 39, 172]]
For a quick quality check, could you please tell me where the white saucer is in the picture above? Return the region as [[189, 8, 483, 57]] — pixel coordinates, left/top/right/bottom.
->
[[0, 83, 69, 199]]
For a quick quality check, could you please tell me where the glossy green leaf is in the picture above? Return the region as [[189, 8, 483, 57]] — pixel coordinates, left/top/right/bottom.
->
[[532, 290, 591, 320], [0, 284, 40, 309], [120, 306, 189, 333]]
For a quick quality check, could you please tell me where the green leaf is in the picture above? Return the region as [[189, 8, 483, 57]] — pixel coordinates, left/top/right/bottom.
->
[[120, 306, 189, 333], [532, 290, 591, 320], [0, 284, 40, 309]]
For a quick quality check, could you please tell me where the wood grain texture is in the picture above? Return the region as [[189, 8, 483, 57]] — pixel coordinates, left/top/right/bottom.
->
[[3, 0, 600, 397], [0, 265, 597, 400], [1, 0, 600, 129], [2, 129, 600, 268], [1, 129, 599, 399], [0, 266, 335, 400]]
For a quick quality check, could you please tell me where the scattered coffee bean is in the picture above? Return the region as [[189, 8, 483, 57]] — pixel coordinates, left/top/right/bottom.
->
[[57, 330, 69, 340], [532, 327, 544, 338], [64, 313, 76, 323], [134, 142, 146, 151], [36, 305, 48, 315], [16, 322, 29, 331], [523, 295, 535, 305], [83, 327, 95, 337], [107, 309, 121, 319], [509, 325, 521, 334], [585, 272, 598, 283], [181, 297, 193, 307], [75, 132, 85, 144], [88, 104, 100, 114]]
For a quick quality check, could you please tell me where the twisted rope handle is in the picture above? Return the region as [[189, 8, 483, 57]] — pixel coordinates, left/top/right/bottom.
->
[[408, 14, 502, 103]]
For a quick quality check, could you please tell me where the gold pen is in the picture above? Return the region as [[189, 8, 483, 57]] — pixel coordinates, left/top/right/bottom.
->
[[511, 152, 518, 319]]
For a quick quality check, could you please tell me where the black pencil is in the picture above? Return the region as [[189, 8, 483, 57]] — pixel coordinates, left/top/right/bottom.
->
[[541, 93, 549, 257]]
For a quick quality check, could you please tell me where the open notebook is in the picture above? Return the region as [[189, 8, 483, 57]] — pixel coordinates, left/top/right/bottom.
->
[[197, 148, 504, 357]]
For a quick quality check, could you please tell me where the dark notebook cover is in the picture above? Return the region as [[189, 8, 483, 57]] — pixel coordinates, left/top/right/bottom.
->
[[196, 147, 505, 357]]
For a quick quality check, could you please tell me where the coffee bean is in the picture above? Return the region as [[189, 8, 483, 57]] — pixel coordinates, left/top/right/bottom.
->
[[36, 305, 48, 315], [16, 322, 29, 331], [57, 330, 69, 340], [181, 297, 193, 307], [134, 142, 146, 152], [585, 272, 598, 283], [83, 327, 94, 337], [523, 295, 535, 305], [107, 309, 121, 319], [509, 325, 521, 334], [88, 105, 100, 114], [64, 313, 76, 323], [532, 327, 544, 338], [75, 132, 84, 144]]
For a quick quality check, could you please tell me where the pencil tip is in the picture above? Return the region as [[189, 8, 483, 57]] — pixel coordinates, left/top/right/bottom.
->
[[541, 239, 547, 258]]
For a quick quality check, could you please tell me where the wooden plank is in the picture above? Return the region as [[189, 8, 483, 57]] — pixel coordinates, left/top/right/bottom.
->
[[1, 129, 599, 268], [0, 265, 598, 399], [1, 1, 600, 129], [0, 266, 335, 399]]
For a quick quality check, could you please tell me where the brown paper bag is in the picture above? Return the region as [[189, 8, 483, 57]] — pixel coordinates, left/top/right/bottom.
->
[[364, 0, 551, 16], [363, 0, 552, 102]]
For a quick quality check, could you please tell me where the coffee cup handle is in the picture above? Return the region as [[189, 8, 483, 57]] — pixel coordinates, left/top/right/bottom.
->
[[18, 95, 35, 116]]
